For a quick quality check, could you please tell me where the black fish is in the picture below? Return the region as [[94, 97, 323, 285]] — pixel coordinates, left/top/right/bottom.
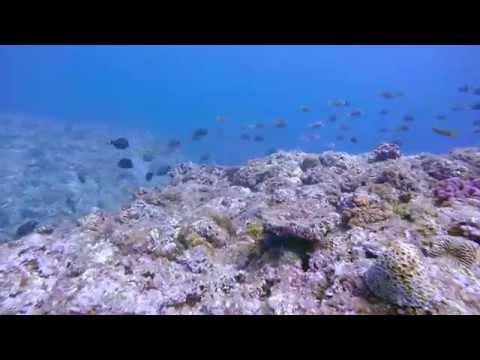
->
[[118, 158, 134, 169], [253, 135, 265, 142], [192, 128, 208, 141], [156, 165, 172, 176], [396, 125, 410, 132], [350, 137, 358, 143], [459, 85, 469, 93], [145, 172, 154, 182], [348, 110, 364, 117], [77, 173, 87, 184], [110, 137, 129, 149], [16, 220, 38, 239], [240, 134, 251, 141], [381, 91, 403, 99], [199, 154, 211, 163], [328, 115, 337, 122], [300, 106, 311, 112], [265, 148, 278, 156], [142, 152, 155, 162], [403, 114, 415, 122], [273, 119, 288, 128], [167, 139, 181, 149], [339, 124, 350, 131]]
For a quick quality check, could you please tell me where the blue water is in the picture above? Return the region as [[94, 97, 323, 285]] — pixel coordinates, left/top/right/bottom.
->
[[2, 45, 480, 165], [1, 45, 480, 240]]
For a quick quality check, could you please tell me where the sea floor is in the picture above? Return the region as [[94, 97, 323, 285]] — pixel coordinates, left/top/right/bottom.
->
[[0, 136, 480, 314]]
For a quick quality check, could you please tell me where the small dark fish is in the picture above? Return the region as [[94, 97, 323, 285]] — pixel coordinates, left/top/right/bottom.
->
[[473, 88, 480, 96], [329, 100, 350, 107], [156, 165, 172, 176], [265, 148, 278, 156], [145, 172, 154, 182], [308, 121, 325, 129], [339, 123, 350, 131], [403, 114, 415, 122], [273, 118, 288, 128], [142, 152, 155, 162], [15, 220, 38, 239], [459, 85, 470, 93], [381, 91, 403, 99], [199, 153, 211, 163], [379, 109, 389, 115], [253, 135, 265, 142], [336, 135, 344, 141], [167, 139, 181, 149], [472, 103, 480, 110], [396, 125, 410, 132], [300, 106, 311, 113], [379, 128, 390, 133], [77, 173, 87, 184], [437, 114, 447, 121], [240, 134, 251, 141], [348, 110, 364, 118], [432, 127, 457, 137], [255, 122, 265, 129], [350, 137, 358, 143], [118, 158, 134, 169], [110, 137, 129, 150], [328, 115, 337, 122], [192, 128, 208, 141]]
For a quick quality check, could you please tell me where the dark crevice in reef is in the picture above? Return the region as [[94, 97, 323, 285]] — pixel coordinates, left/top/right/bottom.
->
[[262, 233, 317, 272]]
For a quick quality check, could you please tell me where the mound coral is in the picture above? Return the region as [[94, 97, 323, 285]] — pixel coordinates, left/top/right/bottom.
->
[[427, 236, 479, 268], [370, 143, 401, 162], [364, 242, 435, 308]]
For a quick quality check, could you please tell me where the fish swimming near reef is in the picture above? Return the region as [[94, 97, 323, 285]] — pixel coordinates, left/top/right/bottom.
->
[[432, 127, 457, 137], [192, 128, 208, 141], [350, 137, 358, 143], [300, 106, 311, 113], [110, 137, 129, 150], [403, 114, 415, 122], [348, 110, 364, 118], [273, 118, 288, 128], [380, 91, 403, 99], [118, 158, 134, 169], [145, 172, 154, 182], [253, 135, 265, 142], [308, 121, 325, 129], [329, 99, 350, 107], [328, 115, 337, 122], [167, 139, 181, 149]]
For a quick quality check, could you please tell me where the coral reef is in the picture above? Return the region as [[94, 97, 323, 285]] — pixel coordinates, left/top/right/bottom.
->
[[370, 143, 401, 162], [2, 146, 480, 314]]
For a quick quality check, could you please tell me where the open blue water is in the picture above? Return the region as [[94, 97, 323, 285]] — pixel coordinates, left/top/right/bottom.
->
[[1, 45, 480, 240]]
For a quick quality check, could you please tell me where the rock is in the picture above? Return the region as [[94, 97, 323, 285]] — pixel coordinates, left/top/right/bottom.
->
[[364, 242, 435, 308], [370, 143, 401, 162]]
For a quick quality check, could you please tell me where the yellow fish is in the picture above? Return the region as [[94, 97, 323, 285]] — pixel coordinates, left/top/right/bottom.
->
[[432, 127, 457, 137]]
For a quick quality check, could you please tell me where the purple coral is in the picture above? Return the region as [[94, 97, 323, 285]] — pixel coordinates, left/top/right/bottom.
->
[[433, 177, 480, 202], [371, 143, 401, 162]]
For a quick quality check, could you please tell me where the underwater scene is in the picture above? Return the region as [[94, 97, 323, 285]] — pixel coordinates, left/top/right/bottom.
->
[[1, 45, 480, 314]]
